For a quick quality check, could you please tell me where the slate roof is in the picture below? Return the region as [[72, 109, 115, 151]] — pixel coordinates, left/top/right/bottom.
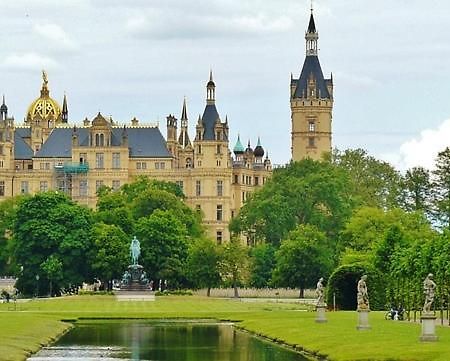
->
[[293, 55, 331, 99], [33, 126, 171, 158], [308, 13, 316, 33], [201, 104, 220, 141], [14, 132, 33, 160]]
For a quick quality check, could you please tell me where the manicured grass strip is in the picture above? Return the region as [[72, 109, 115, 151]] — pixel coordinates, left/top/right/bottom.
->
[[2, 296, 450, 360], [0, 313, 69, 361]]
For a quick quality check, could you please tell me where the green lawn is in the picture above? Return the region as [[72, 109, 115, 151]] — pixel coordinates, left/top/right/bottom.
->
[[1, 296, 449, 361]]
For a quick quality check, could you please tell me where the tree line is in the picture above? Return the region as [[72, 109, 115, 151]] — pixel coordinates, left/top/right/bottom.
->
[[2, 147, 450, 302]]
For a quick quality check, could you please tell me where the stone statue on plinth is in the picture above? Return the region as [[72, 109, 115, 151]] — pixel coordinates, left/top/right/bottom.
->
[[357, 275, 369, 310], [423, 273, 436, 314], [316, 277, 325, 306], [420, 273, 438, 341], [315, 277, 327, 323], [356, 274, 371, 330]]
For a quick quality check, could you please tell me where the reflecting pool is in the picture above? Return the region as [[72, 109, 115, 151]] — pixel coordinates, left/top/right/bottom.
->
[[28, 321, 308, 360]]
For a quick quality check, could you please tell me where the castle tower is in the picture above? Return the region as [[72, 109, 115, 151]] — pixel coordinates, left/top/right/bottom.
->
[[194, 71, 229, 169], [166, 114, 178, 159], [290, 8, 333, 161], [177, 97, 194, 169]]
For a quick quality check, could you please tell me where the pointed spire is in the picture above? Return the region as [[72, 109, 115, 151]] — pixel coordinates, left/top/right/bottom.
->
[[305, 6, 319, 56], [257, 136, 261, 147], [62, 92, 68, 123], [0, 94, 7, 120], [206, 70, 216, 104], [181, 97, 188, 122], [233, 134, 244, 154]]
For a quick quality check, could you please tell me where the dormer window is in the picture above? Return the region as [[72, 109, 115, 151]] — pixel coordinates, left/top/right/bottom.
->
[[95, 133, 105, 147]]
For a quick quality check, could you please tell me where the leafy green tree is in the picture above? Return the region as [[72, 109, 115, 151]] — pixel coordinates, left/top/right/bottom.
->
[[13, 192, 94, 296], [0, 197, 22, 275], [333, 148, 401, 209], [272, 224, 333, 298], [90, 223, 129, 290], [249, 243, 276, 288], [231, 159, 353, 245], [96, 190, 134, 235], [219, 238, 249, 298], [339, 207, 435, 253], [135, 209, 189, 287], [432, 147, 450, 227], [40, 255, 63, 296], [186, 238, 221, 296], [400, 166, 432, 214]]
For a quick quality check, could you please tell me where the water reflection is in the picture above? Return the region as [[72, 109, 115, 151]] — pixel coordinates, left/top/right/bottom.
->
[[29, 321, 307, 361]]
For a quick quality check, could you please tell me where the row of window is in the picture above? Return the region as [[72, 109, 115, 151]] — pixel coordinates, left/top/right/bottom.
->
[[0, 180, 122, 197], [233, 174, 262, 186], [195, 203, 224, 222], [194, 180, 224, 197]]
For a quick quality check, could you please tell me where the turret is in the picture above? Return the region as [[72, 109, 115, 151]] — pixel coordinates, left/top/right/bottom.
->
[[178, 98, 191, 148], [62, 93, 68, 123], [0, 95, 8, 121]]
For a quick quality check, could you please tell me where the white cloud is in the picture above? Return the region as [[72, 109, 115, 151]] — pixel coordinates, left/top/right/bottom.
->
[[382, 118, 450, 171], [125, 11, 293, 39], [1, 52, 59, 71], [33, 23, 78, 52]]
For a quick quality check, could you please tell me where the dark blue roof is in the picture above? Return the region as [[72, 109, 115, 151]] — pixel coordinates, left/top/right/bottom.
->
[[15, 127, 31, 138], [34, 126, 171, 158], [308, 13, 316, 33], [14, 132, 33, 160], [125, 127, 171, 158], [201, 104, 220, 140], [293, 55, 331, 99], [36, 127, 73, 158]]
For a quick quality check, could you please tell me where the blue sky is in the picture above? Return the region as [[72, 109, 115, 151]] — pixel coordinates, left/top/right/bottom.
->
[[1, 0, 450, 170]]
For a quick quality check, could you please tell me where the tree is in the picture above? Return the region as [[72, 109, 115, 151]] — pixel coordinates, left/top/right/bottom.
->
[[40, 255, 63, 296], [90, 223, 129, 290], [333, 148, 401, 209], [186, 239, 221, 296], [432, 147, 450, 227], [0, 197, 22, 275], [249, 243, 276, 288], [272, 224, 333, 298], [13, 192, 94, 296], [339, 207, 435, 253], [219, 238, 249, 298], [135, 209, 189, 287], [231, 159, 353, 245], [400, 166, 432, 214]]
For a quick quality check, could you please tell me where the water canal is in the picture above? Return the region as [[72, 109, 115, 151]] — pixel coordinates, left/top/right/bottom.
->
[[28, 321, 309, 360]]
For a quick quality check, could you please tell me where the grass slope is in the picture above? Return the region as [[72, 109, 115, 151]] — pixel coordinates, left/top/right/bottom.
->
[[0, 296, 449, 361]]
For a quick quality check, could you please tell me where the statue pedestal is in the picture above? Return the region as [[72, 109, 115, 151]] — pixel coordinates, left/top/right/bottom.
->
[[315, 304, 327, 323], [420, 313, 438, 342], [356, 309, 371, 330]]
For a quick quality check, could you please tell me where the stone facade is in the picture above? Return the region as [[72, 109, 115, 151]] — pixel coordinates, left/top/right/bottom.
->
[[0, 72, 272, 243]]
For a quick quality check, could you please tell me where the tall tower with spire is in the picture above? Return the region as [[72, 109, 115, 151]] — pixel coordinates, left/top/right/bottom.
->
[[290, 7, 333, 161]]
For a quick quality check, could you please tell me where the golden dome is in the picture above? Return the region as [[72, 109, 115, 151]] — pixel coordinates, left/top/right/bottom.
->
[[26, 71, 62, 123]]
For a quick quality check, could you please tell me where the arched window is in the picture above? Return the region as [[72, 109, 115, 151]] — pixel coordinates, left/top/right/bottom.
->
[[186, 158, 192, 168]]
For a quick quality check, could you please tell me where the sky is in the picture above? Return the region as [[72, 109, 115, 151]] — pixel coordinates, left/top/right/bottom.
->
[[1, 0, 450, 171]]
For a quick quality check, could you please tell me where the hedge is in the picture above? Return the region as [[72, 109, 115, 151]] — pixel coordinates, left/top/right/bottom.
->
[[326, 262, 385, 310]]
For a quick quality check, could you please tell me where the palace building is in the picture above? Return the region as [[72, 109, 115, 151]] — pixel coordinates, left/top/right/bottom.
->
[[0, 9, 332, 242], [0, 70, 272, 243], [290, 9, 333, 161]]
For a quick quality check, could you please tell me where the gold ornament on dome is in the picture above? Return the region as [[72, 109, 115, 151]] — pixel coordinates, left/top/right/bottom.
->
[[26, 70, 62, 123]]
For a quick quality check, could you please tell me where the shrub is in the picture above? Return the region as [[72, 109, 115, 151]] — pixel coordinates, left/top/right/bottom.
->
[[326, 262, 385, 310]]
